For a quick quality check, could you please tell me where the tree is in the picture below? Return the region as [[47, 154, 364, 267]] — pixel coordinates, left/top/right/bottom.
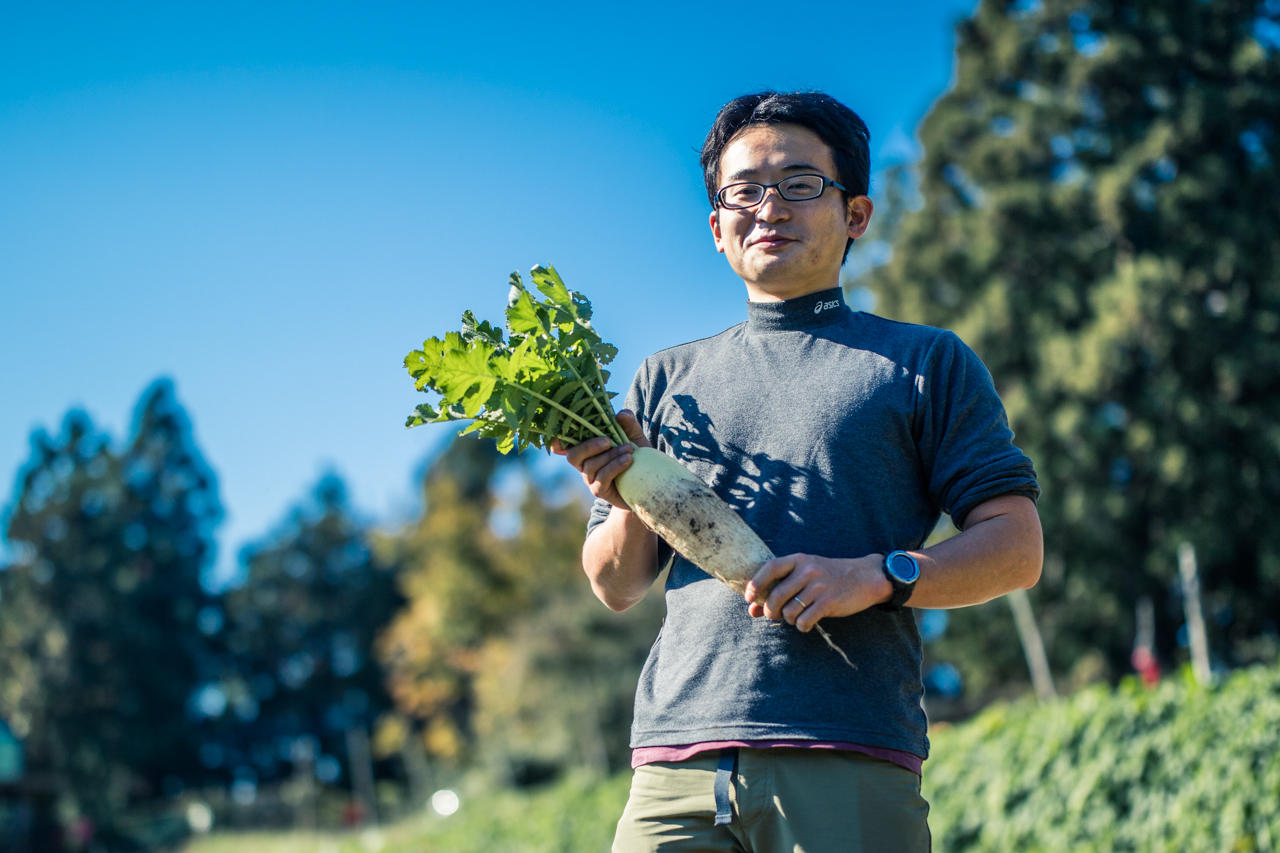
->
[[377, 436, 531, 771], [0, 379, 223, 846], [469, 582, 662, 782], [378, 435, 660, 785], [212, 474, 403, 800], [862, 0, 1280, 689], [468, 475, 663, 781], [115, 379, 226, 787]]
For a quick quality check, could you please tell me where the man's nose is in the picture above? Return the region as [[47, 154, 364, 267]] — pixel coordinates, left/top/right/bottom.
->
[[754, 187, 791, 220]]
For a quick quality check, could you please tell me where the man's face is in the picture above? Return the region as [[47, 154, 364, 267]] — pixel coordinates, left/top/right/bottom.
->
[[709, 123, 872, 302]]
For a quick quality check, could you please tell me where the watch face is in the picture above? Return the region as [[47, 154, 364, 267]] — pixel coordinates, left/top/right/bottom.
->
[[888, 551, 920, 583]]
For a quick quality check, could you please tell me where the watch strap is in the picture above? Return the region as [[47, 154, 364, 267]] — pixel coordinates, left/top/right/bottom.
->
[[879, 550, 919, 610]]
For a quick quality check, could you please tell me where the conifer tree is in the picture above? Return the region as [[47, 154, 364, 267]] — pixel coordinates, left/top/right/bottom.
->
[[213, 474, 402, 792], [863, 0, 1280, 683], [116, 379, 225, 787], [0, 379, 223, 844]]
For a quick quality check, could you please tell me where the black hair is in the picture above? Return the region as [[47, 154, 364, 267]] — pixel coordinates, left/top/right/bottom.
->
[[700, 91, 871, 260]]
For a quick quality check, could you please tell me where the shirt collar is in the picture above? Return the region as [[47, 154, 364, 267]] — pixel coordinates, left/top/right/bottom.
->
[[745, 287, 850, 332]]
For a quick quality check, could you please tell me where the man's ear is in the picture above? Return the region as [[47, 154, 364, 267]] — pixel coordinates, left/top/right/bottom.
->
[[709, 208, 725, 254], [846, 195, 874, 241]]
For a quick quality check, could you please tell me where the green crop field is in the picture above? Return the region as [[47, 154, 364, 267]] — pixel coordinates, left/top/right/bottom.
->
[[186, 661, 1280, 852], [925, 663, 1280, 851]]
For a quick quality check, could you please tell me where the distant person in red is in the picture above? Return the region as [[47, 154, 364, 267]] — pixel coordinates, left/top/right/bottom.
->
[[342, 798, 365, 827], [1131, 646, 1161, 686]]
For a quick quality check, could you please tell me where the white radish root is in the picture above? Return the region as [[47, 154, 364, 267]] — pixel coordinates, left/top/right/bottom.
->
[[616, 446, 856, 670]]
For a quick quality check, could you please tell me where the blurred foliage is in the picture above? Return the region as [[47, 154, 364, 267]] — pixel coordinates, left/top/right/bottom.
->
[[185, 769, 632, 853], [186, 660, 1280, 852], [469, 583, 662, 780], [208, 473, 404, 797], [0, 379, 223, 847], [378, 435, 526, 752], [860, 0, 1280, 695], [926, 661, 1280, 851], [377, 435, 661, 785], [0, 387, 660, 847]]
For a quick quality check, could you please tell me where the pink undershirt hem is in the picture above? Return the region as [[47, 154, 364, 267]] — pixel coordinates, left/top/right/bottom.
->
[[631, 740, 923, 775]]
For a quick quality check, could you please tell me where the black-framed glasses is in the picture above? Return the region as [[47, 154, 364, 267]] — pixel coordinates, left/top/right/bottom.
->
[[714, 174, 848, 210]]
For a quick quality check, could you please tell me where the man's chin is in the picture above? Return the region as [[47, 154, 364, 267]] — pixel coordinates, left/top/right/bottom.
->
[[740, 254, 796, 281]]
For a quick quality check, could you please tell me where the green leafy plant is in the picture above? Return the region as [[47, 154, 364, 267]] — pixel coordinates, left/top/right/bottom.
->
[[926, 663, 1280, 851], [403, 264, 856, 670], [404, 265, 626, 454]]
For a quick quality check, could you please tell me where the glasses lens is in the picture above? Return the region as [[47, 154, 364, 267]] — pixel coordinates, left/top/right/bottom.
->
[[779, 175, 825, 200], [720, 183, 764, 209]]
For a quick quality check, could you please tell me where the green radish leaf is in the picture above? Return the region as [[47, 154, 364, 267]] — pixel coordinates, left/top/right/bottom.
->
[[461, 310, 505, 347], [551, 380, 579, 406], [507, 290, 547, 337], [406, 401, 467, 428], [504, 337, 548, 382], [437, 340, 501, 417], [403, 265, 626, 452], [531, 265, 573, 309], [496, 430, 516, 455], [405, 340, 443, 383], [405, 402, 440, 428], [593, 341, 618, 365]]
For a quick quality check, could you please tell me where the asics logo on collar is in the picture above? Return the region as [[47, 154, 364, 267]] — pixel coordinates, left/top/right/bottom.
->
[[814, 299, 841, 314]]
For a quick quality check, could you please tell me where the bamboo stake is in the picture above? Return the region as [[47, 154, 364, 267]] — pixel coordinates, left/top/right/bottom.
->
[[1007, 587, 1056, 701], [1178, 541, 1213, 686]]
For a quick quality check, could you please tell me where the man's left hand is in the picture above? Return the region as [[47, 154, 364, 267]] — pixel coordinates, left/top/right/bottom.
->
[[743, 553, 892, 632]]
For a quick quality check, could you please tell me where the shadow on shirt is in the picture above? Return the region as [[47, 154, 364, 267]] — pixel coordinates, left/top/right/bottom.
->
[[655, 394, 843, 591]]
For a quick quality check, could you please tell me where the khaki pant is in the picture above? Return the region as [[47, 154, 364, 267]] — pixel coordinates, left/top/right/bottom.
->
[[613, 749, 931, 853]]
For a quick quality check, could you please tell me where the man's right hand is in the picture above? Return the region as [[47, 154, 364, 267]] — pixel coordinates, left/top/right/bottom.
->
[[552, 410, 650, 510]]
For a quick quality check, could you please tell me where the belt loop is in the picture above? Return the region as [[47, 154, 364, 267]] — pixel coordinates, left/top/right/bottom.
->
[[713, 748, 738, 826]]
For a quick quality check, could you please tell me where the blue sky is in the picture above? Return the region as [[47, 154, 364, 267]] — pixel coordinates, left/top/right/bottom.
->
[[1, 1, 978, 584]]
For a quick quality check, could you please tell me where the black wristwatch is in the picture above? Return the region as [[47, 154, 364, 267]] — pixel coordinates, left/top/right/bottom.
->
[[879, 550, 920, 610]]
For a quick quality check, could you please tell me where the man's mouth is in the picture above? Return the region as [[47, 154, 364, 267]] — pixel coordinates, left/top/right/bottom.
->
[[750, 234, 796, 250]]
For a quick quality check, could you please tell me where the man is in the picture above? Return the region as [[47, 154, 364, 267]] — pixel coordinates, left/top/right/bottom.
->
[[557, 91, 1043, 852]]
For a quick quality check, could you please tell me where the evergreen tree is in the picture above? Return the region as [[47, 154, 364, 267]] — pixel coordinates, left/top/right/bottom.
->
[[0, 379, 223, 845], [116, 379, 225, 788], [863, 0, 1280, 687], [1, 412, 116, 849], [213, 473, 403, 794]]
